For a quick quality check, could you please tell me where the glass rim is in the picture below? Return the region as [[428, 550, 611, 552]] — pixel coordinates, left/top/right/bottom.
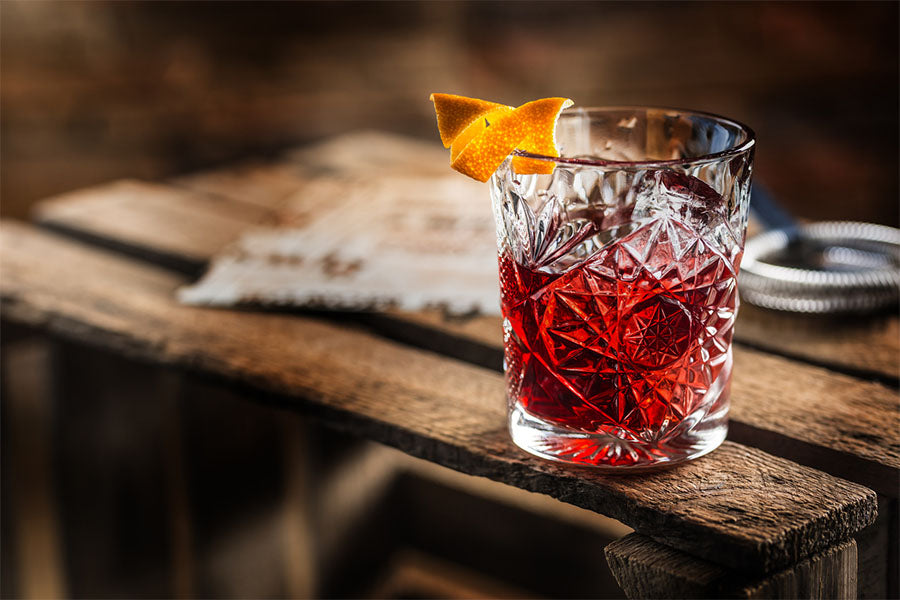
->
[[512, 105, 756, 169]]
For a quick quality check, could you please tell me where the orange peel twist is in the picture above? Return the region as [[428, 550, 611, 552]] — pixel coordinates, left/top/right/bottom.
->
[[429, 93, 574, 182]]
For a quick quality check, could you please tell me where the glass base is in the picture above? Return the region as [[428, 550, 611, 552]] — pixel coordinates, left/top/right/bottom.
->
[[508, 400, 728, 471]]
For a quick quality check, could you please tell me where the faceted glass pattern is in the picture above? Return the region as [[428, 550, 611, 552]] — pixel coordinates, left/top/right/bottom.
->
[[491, 108, 754, 469]]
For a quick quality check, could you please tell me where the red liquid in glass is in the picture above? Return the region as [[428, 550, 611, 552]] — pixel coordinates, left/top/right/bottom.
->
[[500, 219, 739, 443]]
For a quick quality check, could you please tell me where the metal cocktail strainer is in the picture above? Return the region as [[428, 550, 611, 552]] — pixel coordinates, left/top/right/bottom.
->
[[740, 186, 900, 314]]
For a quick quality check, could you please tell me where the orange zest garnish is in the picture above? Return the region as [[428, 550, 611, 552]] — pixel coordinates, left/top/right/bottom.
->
[[429, 93, 573, 182]]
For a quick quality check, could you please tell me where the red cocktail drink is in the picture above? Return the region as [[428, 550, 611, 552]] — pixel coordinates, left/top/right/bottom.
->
[[500, 213, 739, 464], [492, 109, 754, 468]]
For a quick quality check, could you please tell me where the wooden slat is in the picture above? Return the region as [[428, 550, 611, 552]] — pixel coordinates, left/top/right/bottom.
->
[[34, 127, 900, 382], [170, 161, 310, 212], [728, 351, 898, 496], [396, 303, 900, 384], [0, 221, 878, 573], [279, 132, 898, 383], [855, 496, 892, 599], [33, 179, 276, 274], [281, 130, 450, 179], [31, 179, 900, 497], [390, 312, 900, 496], [736, 302, 899, 383], [398, 316, 900, 499], [605, 533, 858, 599], [37, 151, 900, 384]]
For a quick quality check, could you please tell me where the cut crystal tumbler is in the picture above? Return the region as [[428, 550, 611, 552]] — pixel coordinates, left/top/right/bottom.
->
[[491, 107, 755, 469]]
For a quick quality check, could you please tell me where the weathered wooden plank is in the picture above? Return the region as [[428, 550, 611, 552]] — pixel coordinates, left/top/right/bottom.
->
[[33, 179, 275, 274], [280, 132, 899, 383], [736, 302, 899, 383], [170, 132, 448, 214], [741, 541, 856, 600], [605, 533, 857, 599], [727, 354, 899, 498], [282, 131, 450, 179], [855, 496, 892, 599], [0, 221, 878, 573], [170, 161, 310, 212], [30, 178, 900, 497], [390, 311, 900, 498], [36, 148, 900, 384]]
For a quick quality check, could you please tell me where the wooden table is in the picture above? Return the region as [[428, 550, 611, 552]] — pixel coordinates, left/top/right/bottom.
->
[[2, 133, 898, 599]]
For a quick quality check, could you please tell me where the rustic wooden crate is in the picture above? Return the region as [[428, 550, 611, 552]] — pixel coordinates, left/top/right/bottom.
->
[[2, 132, 897, 598]]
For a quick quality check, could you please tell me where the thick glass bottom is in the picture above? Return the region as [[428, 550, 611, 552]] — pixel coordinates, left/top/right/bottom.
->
[[508, 395, 728, 471]]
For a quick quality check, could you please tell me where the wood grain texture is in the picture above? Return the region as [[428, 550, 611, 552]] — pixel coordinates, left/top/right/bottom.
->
[[32, 131, 900, 384], [282, 131, 450, 179], [30, 173, 900, 496], [170, 161, 311, 212], [728, 351, 899, 497], [0, 221, 877, 573], [736, 302, 899, 383], [396, 310, 900, 497], [606, 533, 857, 599], [33, 179, 275, 272], [854, 496, 891, 599], [281, 132, 899, 383]]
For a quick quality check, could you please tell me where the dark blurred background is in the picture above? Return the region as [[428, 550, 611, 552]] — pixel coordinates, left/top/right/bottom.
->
[[2, 1, 898, 224], [2, 2, 898, 599]]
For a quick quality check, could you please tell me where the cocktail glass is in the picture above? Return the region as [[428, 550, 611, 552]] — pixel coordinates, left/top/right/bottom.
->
[[492, 107, 755, 469]]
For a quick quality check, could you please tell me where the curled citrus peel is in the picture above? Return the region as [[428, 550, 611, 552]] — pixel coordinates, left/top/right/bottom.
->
[[429, 93, 574, 182]]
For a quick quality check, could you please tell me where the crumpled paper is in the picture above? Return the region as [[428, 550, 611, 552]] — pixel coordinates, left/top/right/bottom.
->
[[178, 132, 502, 315]]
